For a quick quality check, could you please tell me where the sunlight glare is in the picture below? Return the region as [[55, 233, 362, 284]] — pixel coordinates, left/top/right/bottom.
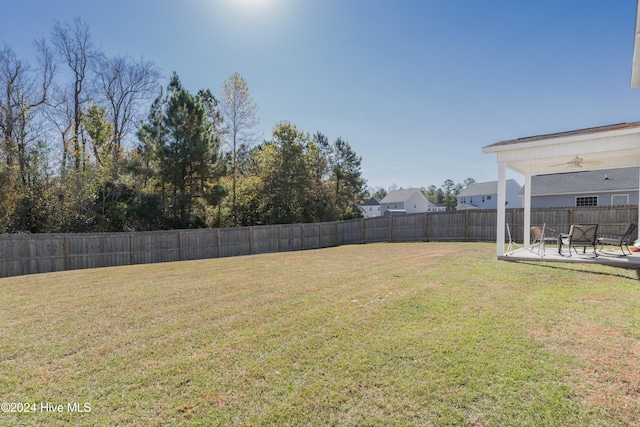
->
[[231, 0, 274, 12]]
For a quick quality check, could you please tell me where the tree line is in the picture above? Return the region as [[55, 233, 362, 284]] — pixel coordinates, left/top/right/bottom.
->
[[0, 18, 367, 233]]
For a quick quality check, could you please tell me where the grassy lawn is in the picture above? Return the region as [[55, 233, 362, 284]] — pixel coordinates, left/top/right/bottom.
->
[[1, 242, 640, 426]]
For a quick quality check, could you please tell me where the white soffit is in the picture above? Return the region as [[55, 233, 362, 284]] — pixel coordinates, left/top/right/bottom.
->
[[632, 0, 640, 88], [483, 123, 640, 176]]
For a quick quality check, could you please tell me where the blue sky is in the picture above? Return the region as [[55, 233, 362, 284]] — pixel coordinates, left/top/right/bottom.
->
[[3, 0, 639, 190]]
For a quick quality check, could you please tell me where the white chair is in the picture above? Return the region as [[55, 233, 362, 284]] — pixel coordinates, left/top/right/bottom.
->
[[529, 224, 556, 257], [505, 223, 522, 255]]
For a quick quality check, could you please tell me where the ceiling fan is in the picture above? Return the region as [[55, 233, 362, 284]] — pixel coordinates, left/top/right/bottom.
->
[[549, 155, 602, 169]]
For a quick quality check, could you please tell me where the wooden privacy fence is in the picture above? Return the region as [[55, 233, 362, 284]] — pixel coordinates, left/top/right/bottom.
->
[[1, 205, 637, 278], [506, 205, 639, 245]]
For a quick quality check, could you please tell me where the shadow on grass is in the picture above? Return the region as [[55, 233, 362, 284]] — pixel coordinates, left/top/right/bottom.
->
[[510, 260, 640, 281]]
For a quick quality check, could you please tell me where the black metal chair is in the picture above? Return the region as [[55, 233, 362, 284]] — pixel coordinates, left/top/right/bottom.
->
[[597, 223, 637, 256], [557, 224, 598, 257]]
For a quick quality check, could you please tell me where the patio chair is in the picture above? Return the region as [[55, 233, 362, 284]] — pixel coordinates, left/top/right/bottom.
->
[[505, 223, 522, 255], [597, 222, 637, 256], [529, 224, 557, 257], [557, 224, 598, 257]]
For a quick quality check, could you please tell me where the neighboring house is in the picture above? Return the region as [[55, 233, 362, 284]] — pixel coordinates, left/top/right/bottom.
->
[[427, 201, 446, 212], [525, 167, 639, 208], [380, 188, 444, 215], [456, 179, 522, 210], [360, 197, 382, 217]]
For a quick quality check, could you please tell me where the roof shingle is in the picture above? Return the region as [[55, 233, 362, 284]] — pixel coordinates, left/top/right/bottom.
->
[[380, 188, 424, 204], [458, 179, 520, 197], [530, 167, 639, 195]]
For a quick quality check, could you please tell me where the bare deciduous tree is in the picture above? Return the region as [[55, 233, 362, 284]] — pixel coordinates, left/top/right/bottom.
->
[[94, 55, 160, 170], [0, 40, 54, 183], [220, 73, 259, 226], [51, 17, 98, 171]]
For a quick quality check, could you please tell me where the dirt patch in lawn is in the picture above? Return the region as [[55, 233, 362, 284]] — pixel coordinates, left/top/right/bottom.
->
[[530, 319, 640, 425]]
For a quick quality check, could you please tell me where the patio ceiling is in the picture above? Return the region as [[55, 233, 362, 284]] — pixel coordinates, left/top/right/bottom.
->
[[483, 122, 640, 176]]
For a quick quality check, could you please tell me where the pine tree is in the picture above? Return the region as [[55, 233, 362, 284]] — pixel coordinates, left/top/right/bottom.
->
[[138, 73, 225, 227]]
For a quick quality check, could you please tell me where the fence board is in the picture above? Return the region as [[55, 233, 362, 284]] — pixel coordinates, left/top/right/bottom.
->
[[279, 224, 303, 252], [303, 224, 322, 250], [391, 214, 426, 242], [219, 228, 251, 258], [337, 219, 363, 245], [468, 210, 497, 241], [364, 216, 390, 243], [133, 231, 181, 264], [251, 226, 280, 255], [428, 211, 467, 240], [182, 229, 218, 260]]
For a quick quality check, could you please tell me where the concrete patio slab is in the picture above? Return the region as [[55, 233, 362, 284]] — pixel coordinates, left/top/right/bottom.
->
[[499, 245, 640, 269]]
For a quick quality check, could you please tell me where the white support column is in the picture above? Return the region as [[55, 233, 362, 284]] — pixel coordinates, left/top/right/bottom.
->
[[523, 171, 532, 247], [496, 162, 507, 255]]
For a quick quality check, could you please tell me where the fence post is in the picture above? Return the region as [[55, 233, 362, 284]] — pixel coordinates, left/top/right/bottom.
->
[[178, 231, 183, 261], [64, 236, 70, 271], [361, 218, 366, 244], [217, 229, 221, 258], [389, 216, 394, 242], [568, 208, 574, 226], [29, 238, 34, 274], [465, 210, 470, 241], [249, 227, 253, 255], [130, 233, 134, 265], [278, 225, 282, 252], [424, 213, 429, 241], [301, 224, 305, 250]]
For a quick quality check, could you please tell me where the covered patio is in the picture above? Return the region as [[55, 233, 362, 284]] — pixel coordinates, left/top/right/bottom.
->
[[482, 0, 640, 270], [483, 121, 640, 269]]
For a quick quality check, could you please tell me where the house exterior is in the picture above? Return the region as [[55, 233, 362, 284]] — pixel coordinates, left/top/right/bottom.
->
[[483, 121, 640, 254], [526, 167, 639, 208], [425, 200, 446, 213], [456, 179, 522, 210], [360, 197, 382, 217], [478, 2, 640, 256], [380, 188, 444, 216]]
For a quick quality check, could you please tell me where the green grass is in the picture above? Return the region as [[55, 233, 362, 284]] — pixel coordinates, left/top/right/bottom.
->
[[1, 242, 640, 426]]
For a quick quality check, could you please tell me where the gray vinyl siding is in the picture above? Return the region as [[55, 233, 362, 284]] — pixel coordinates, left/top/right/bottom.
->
[[531, 191, 638, 208], [456, 180, 522, 209]]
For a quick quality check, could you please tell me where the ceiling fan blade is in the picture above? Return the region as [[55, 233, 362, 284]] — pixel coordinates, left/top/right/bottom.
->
[[549, 157, 601, 168], [549, 155, 590, 168]]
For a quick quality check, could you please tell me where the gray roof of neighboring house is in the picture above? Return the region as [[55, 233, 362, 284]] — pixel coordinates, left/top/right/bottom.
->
[[528, 167, 639, 196], [456, 203, 480, 210], [380, 188, 425, 204], [361, 197, 381, 206], [457, 179, 520, 198]]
